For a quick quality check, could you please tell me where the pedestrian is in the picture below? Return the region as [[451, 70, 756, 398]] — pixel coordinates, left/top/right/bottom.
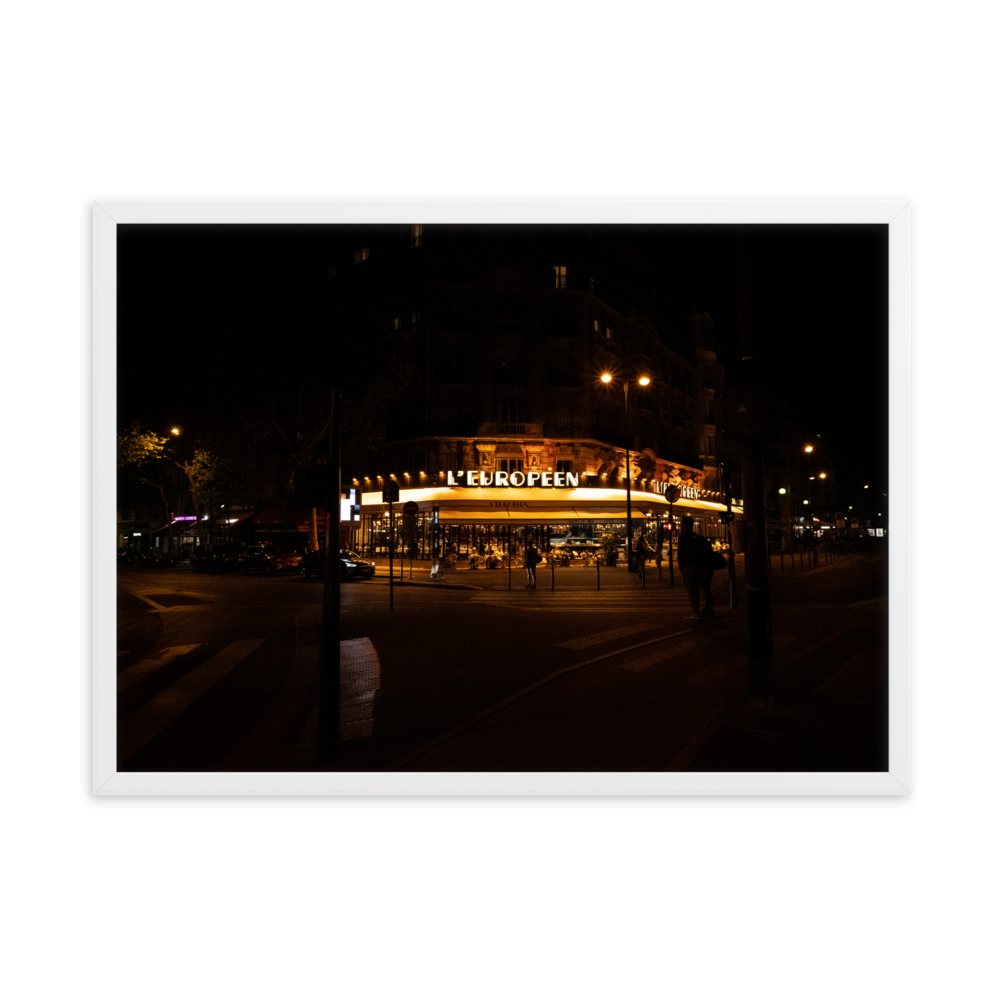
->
[[677, 515, 715, 619], [634, 531, 651, 584], [524, 543, 538, 588]]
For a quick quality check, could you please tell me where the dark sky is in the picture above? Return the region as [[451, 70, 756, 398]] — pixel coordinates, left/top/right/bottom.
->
[[117, 222, 888, 484]]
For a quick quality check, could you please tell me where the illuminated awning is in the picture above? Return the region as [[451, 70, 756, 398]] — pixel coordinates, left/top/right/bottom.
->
[[359, 486, 742, 523]]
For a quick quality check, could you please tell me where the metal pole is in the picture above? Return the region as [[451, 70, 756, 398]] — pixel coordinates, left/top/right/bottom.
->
[[668, 499, 675, 585], [722, 461, 738, 609], [507, 526, 511, 591], [389, 503, 394, 611], [625, 381, 633, 572], [318, 387, 341, 759]]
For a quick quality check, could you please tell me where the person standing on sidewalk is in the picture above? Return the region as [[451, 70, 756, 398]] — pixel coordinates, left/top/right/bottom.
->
[[677, 515, 715, 619], [524, 542, 538, 588], [635, 531, 652, 585]]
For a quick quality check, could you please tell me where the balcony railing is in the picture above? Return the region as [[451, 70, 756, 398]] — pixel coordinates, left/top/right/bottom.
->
[[478, 422, 544, 437]]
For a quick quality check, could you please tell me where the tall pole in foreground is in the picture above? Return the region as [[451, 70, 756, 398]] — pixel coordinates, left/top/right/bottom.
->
[[735, 230, 773, 705], [624, 380, 634, 572], [721, 460, 738, 609], [318, 387, 341, 758]]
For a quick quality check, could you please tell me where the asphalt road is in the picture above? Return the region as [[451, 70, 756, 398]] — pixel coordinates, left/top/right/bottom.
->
[[114, 546, 889, 772]]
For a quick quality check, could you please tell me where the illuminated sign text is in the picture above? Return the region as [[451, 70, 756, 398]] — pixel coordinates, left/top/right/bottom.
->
[[447, 470, 580, 488]]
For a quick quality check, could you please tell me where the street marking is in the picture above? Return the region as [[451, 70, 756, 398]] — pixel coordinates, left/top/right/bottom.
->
[[617, 638, 702, 672], [117, 645, 201, 692], [558, 623, 659, 650], [135, 594, 168, 610], [118, 639, 265, 763]]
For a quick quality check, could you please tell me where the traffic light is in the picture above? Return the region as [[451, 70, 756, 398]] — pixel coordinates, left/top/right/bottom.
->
[[665, 520, 675, 533], [719, 511, 733, 524]]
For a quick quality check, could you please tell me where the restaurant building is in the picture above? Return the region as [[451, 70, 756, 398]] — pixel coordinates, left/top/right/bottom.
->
[[333, 223, 744, 557], [353, 472, 742, 562]]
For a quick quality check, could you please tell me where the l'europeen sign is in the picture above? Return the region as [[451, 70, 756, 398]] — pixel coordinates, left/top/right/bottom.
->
[[447, 470, 580, 488]]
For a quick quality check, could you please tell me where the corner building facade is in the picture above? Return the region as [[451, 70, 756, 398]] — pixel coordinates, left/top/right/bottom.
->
[[333, 224, 742, 553]]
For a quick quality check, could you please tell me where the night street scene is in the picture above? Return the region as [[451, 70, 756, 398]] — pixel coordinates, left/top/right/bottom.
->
[[115, 221, 890, 774]]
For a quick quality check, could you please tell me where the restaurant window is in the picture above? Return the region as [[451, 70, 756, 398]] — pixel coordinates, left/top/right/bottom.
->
[[554, 265, 567, 290], [411, 224, 423, 248], [354, 247, 369, 263]]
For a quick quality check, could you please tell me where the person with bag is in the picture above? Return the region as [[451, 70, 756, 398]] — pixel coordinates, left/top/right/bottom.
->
[[677, 515, 716, 619]]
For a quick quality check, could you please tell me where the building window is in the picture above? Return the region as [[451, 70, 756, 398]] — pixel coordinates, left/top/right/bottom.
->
[[554, 265, 567, 290], [411, 307, 421, 324], [606, 325, 614, 341], [707, 435, 715, 456], [499, 400, 522, 423], [354, 247, 369, 264], [556, 460, 573, 473], [393, 317, 400, 330], [499, 458, 524, 473], [411, 224, 423, 248]]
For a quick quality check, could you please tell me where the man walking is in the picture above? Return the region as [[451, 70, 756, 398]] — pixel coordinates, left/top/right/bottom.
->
[[677, 515, 715, 619]]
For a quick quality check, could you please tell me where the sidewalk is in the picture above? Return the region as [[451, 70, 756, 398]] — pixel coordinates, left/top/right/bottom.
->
[[366, 547, 852, 592]]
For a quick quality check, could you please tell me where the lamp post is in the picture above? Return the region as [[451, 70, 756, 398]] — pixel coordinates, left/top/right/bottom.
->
[[601, 372, 650, 572]]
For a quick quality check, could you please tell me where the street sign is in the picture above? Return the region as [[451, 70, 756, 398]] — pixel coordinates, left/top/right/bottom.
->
[[402, 500, 418, 516], [382, 480, 400, 503]]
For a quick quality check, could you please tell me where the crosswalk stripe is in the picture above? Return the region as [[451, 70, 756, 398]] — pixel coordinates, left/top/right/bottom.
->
[[118, 639, 265, 763], [471, 595, 692, 612], [117, 645, 201, 693], [558, 623, 659, 649]]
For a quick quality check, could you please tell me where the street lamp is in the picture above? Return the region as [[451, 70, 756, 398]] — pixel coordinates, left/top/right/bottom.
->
[[601, 372, 650, 572]]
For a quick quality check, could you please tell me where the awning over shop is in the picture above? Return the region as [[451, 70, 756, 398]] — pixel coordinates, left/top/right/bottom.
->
[[218, 509, 258, 529], [155, 518, 201, 534], [359, 486, 742, 523]]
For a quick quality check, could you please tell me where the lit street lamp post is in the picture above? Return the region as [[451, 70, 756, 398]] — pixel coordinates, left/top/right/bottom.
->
[[602, 372, 650, 572]]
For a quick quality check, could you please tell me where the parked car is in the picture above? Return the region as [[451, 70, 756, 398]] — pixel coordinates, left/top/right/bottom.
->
[[299, 548, 375, 581], [192, 545, 242, 574], [238, 544, 303, 576], [339, 549, 375, 580]]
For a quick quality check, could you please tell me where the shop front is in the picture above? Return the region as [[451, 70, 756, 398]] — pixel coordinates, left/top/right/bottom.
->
[[356, 478, 742, 563]]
